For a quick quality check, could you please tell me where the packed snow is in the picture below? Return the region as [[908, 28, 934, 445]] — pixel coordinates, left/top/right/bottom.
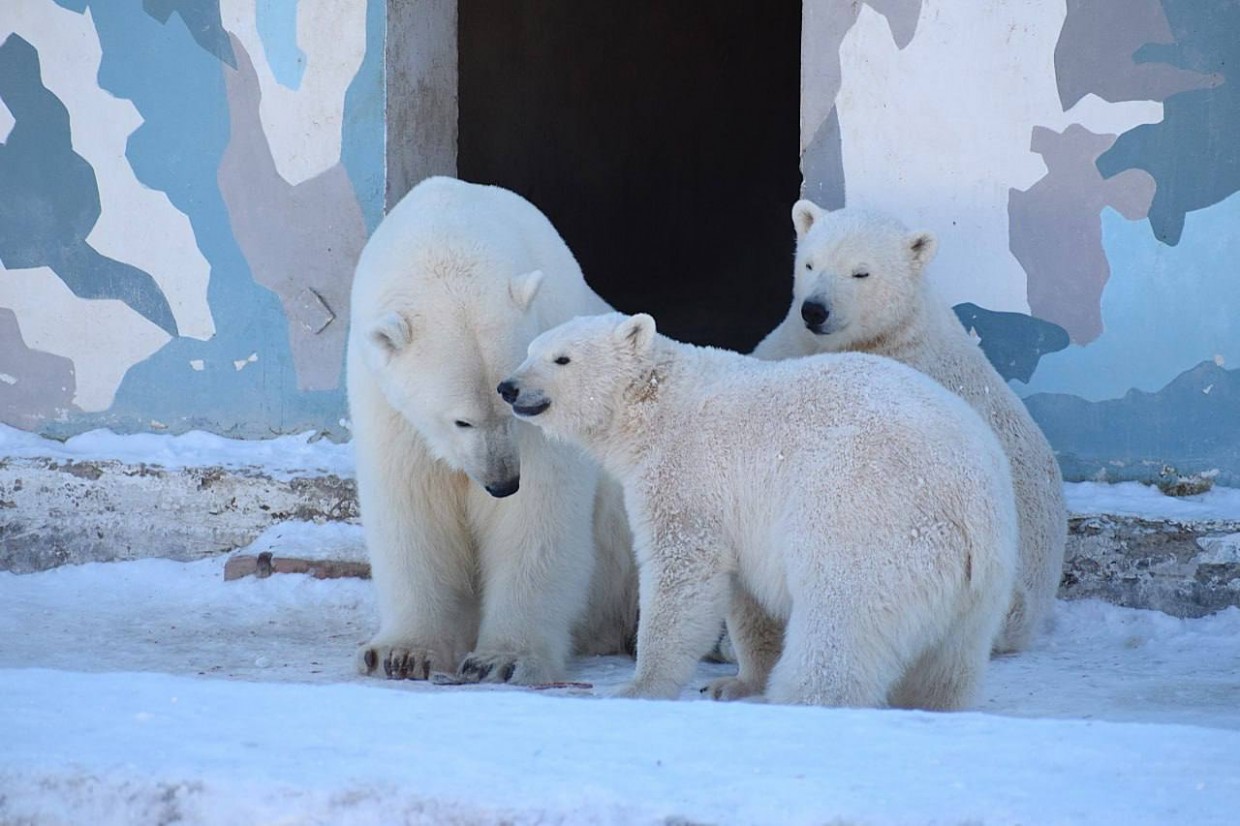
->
[[0, 423, 355, 481], [2, 426, 1239, 824]]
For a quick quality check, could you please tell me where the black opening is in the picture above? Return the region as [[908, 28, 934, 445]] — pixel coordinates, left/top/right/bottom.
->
[[458, 2, 801, 352]]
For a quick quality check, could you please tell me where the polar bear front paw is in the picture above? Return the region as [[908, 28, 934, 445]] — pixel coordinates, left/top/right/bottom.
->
[[703, 676, 764, 701], [611, 678, 681, 700], [357, 641, 456, 681], [458, 650, 558, 685]]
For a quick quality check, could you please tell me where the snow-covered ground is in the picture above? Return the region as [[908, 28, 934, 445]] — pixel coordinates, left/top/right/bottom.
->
[[2, 427, 1240, 824]]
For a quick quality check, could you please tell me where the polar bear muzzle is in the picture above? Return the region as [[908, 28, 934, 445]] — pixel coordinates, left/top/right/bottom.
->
[[497, 379, 551, 418]]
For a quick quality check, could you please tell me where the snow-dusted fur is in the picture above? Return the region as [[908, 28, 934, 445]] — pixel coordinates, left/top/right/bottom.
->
[[754, 203, 1067, 654], [500, 313, 1018, 709], [347, 177, 636, 684]]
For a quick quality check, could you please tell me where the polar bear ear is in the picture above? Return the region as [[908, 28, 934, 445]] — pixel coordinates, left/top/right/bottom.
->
[[509, 269, 545, 311], [614, 313, 656, 354], [791, 200, 824, 238], [368, 311, 413, 356], [907, 231, 938, 274]]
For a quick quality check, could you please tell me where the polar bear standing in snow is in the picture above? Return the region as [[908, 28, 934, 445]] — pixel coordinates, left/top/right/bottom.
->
[[347, 177, 636, 684], [499, 312, 1017, 708], [754, 203, 1067, 654]]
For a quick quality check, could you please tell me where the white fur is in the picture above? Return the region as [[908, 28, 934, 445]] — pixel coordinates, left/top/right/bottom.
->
[[347, 177, 636, 684], [502, 313, 1018, 709], [754, 203, 1068, 654]]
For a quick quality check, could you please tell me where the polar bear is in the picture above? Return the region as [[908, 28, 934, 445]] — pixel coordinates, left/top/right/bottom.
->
[[347, 177, 636, 684], [498, 312, 1018, 708], [753, 203, 1067, 654]]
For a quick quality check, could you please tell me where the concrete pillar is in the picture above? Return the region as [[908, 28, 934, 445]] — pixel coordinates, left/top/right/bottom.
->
[[385, 0, 458, 210]]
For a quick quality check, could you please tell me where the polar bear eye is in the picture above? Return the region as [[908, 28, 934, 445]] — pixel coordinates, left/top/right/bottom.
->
[[805, 262, 814, 271], [554, 356, 571, 366], [454, 420, 473, 429], [853, 270, 870, 279]]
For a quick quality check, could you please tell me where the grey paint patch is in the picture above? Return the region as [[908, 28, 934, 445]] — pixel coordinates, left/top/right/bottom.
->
[[0, 35, 179, 336], [143, 0, 236, 67], [1095, 0, 1240, 245], [800, 109, 845, 210], [1009, 125, 1155, 344], [341, 0, 385, 232], [953, 302, 1070, 384], [866, 0, 922, 49], [0, 308, 78, 429], [217, 36, 365, 392], [1063, 515, 1240, 618], [1055, 0, 1219, 109], [0, 456, 357, 574], [799, 0, 922, 202], [1027, 360, 1240, 486], [385, 0, 457, 209]]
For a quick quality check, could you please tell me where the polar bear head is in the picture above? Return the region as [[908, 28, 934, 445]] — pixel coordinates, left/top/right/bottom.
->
[[788, 201, 937, 351], [359, 256, 549, 498], [498, 312, 657, 445]]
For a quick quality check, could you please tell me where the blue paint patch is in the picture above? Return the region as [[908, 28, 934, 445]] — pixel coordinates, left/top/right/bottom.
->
[[1096, 0, 1240, 245], [340, 0, 385, 233], [1019, 192, 1240, 403], [0, 34, 178, 336], [45, 2, 347, 437], [1026, 360, 1240, 486], [256, 0, 305, 90], [142, 0, 236, 68], [952, 303, 1069, 384]]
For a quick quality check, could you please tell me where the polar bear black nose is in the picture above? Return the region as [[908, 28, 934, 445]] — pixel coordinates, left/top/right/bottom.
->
[[485, 477, 520, 498], [497, 380, 519, 404], [801, 299, 830, 330]]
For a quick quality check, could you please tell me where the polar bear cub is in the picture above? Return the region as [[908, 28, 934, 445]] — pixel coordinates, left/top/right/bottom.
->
[[499, 312, 1018, 708], [348, 177, 636, 685], [754, 203, 1067, 653]]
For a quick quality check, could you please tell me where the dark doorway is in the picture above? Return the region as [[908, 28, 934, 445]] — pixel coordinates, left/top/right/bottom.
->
[[458, 2, 801, 352]]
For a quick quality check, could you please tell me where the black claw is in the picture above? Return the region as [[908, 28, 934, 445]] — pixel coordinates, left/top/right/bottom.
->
[[383, 654, 395, 678], [499, 662, 517, 682], [398, 655, 411, 680], [421, 659, 431, 680], [364, 649, 378, 672], [461, 660, 493, 681]]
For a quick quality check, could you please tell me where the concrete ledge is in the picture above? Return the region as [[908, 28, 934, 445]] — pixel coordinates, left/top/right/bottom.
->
[[1062, 514, 1240, 618], [0, 456, 356, 574], [4, 458, 1239, 619]]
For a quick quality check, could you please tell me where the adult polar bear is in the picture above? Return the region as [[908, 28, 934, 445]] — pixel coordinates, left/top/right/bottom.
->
[[347, 177, 636, 683], [754, 203, 1067, 653], [499, 313, 1017, 708]]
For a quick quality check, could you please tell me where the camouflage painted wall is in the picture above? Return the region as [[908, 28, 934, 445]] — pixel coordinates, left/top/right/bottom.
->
[[803, 0, 1240, 485], [4, 1, 1237, 486], [0, 0, 383, 439]]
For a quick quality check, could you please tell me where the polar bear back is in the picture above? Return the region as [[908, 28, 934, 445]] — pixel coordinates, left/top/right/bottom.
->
[[625, 347, 1016, 619], [351, 176, 607, 328]]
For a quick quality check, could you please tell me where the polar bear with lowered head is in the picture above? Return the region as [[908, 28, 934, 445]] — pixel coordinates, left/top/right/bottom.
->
[[754, 203, 1067, 653], [347, 177, 636, 684], [498, 312, 1017, 708]]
